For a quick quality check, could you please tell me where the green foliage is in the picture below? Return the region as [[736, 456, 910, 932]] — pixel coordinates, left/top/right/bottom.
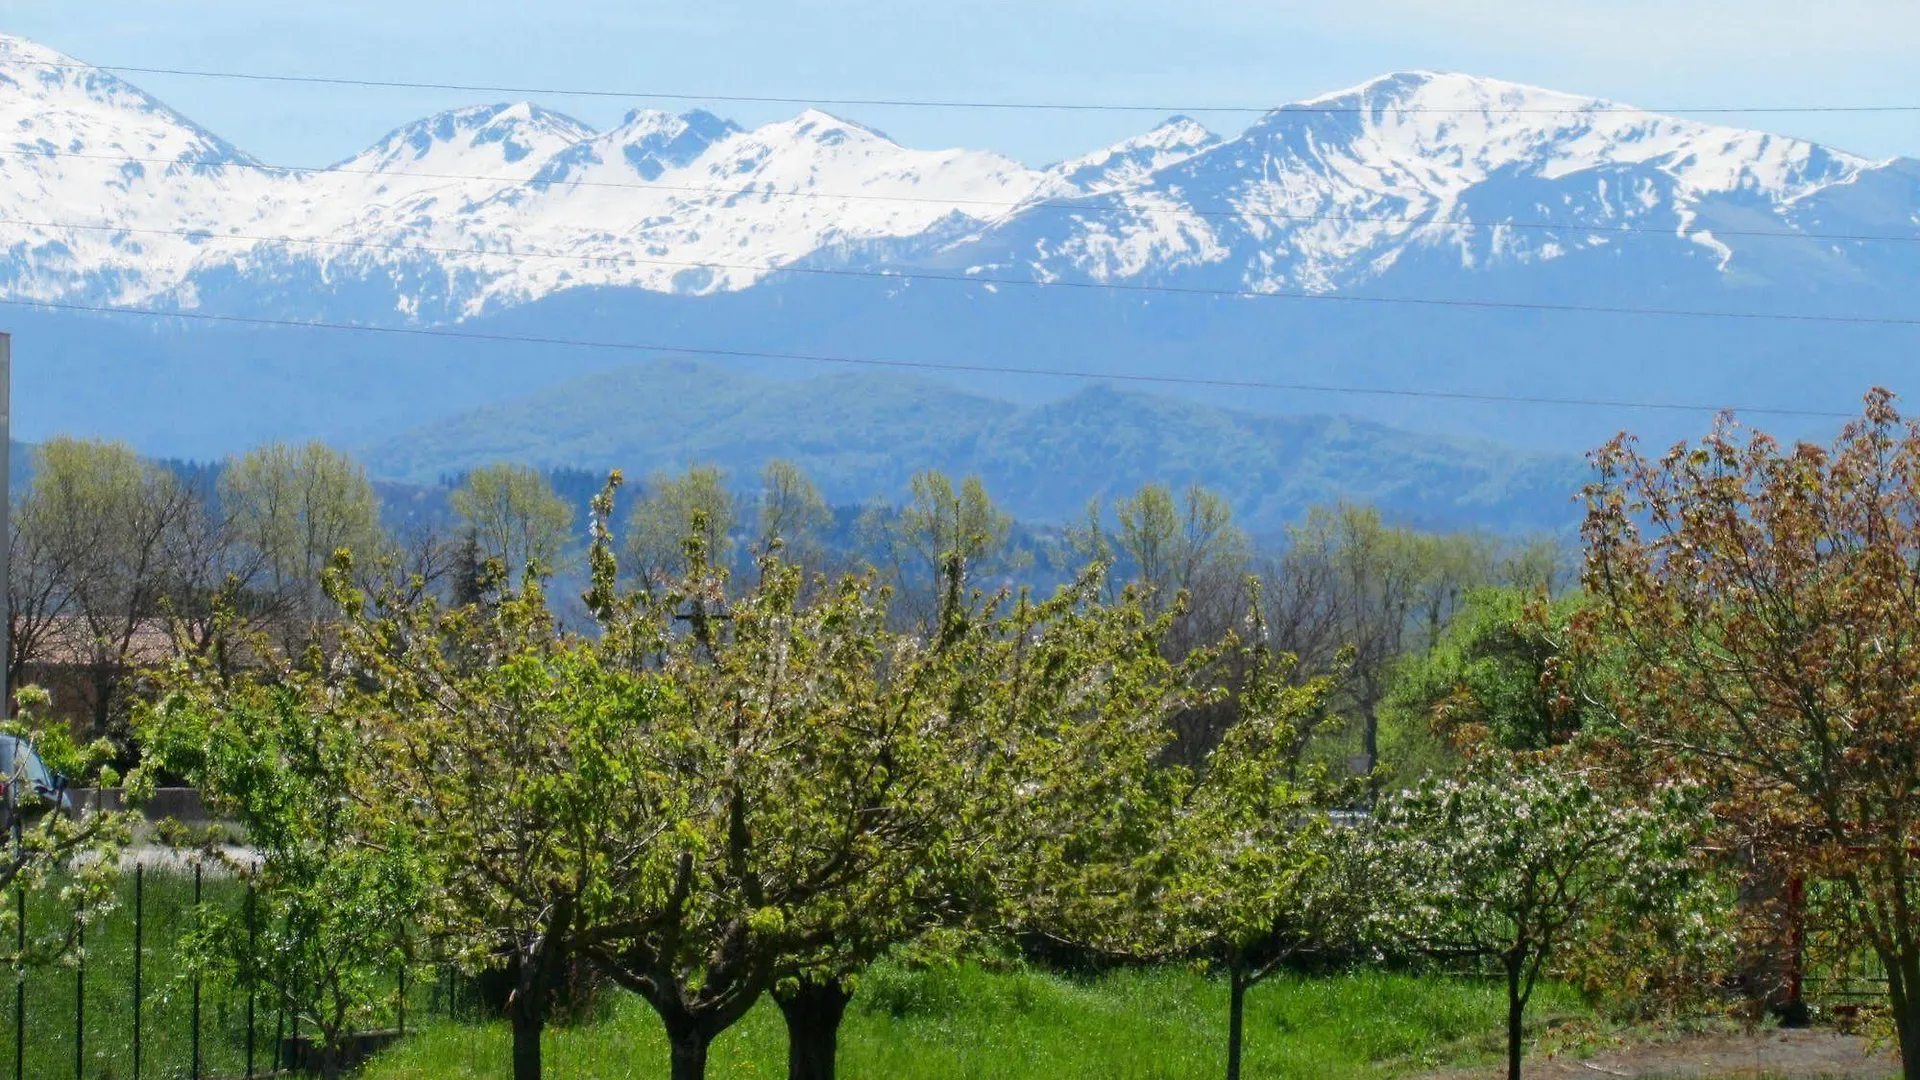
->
[[752, 459, 830, 561], [142, 660, 425, 1079], [55, 446, 1714, 1080], [4, 685, 96, 782], [861, 469, 1014, 622], [983, 575, 1201, 959], [10, 436, 200, 737], [221, 440, 386, 642], [1363, 757, 1713, 1079], [583, 480, 1036, 1079], [626, 464, 737, 590], [1111, 483, 1250, 609], [451, 462, 574, 578], [0, 685, 134, 964], [1162, 645, 1354, 969], [1378, 588, 1608, 783], [328, 528, 692, 1080]]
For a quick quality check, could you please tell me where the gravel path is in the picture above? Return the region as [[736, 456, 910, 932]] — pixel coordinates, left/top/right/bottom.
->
[[1419, 1028, 1898, 1079]]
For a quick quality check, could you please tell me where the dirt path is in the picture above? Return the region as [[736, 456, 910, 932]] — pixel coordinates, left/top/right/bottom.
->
[[1419, 1028, 1899, 1079]]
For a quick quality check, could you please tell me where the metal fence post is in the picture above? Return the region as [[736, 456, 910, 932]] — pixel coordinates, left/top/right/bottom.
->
[[191, 863, 202, 1080], [245, 884, 256, 1079], [13, 886, 23, 1080], [72, 908, 81, 1080], [132, 866, 142, 1080]]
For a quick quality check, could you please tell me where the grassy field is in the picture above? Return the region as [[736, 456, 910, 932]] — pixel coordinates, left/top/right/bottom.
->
[[365, 963, 1591, 1080]]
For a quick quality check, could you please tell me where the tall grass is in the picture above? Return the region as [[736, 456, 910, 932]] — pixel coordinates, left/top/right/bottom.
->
[[368, 963, 1589, 1080]]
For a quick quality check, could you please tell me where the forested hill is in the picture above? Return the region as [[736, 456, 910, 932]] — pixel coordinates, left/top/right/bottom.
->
[[364, 361, 1589, 534]]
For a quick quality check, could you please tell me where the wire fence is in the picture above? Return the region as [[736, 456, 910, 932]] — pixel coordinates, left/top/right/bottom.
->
[[1, 861, 457, 1080], [2, 858, 1900, 1078]]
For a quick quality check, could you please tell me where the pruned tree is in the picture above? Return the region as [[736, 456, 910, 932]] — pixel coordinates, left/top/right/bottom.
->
[[1364, 759, 1702, 1080], [328, 522, 689, 1080], [1158, 633, 1359, 1080], [583, 496, 1005, 1080], [1582, 389, 1920, 1075], [144, 656, 423, 1080]]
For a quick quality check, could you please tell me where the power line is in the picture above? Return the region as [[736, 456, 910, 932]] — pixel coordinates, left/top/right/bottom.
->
[[8, 216, 1919, 327], [0, 295, 1861, 420], [3, 147, 1916, 247], [17, 57, 1920, 116]]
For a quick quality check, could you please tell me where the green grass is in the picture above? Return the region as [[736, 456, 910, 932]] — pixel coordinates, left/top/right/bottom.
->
[[366, 963, 1591, 1080], [0, 868, 419, 1080]]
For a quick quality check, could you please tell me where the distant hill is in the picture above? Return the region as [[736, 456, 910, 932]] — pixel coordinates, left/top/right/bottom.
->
[[363, 362, 1588, 534]]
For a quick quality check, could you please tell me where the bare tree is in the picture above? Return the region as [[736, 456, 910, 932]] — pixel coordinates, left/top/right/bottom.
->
[[12, 439, 201, 738]]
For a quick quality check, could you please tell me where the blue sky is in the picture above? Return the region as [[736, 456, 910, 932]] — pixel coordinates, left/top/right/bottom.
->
[[3, 0, 1917, 167]]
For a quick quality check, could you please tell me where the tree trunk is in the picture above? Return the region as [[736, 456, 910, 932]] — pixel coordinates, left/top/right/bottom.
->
[[775, 977, 853, 1080], [1887, 951, 1920, 1080], [1226, 962, 1248, 1080], [1362, 709, 1380, 784], [668, 1026, 712, 1080], [511, 1009, 545, 1080], [1505, 953, 1527, 1080]]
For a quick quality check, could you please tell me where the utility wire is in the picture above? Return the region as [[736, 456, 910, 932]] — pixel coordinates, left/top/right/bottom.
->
[[2, 147, 1914, 246], [8, 216, 1919, 327], [0, 296, 1862, 419], [16, 57, 1920, 116]]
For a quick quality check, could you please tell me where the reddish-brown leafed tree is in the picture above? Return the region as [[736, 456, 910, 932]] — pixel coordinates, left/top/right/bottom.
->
[[1582, 388, 1920, 1076]]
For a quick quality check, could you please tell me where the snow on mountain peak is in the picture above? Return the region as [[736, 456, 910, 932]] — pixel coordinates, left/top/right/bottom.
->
[[960, 69, 1889, 299], [531, 107, 739, 184], [1051, 115, 1222, 193], [0, 29, 1901, 328], [1255, 70, 1869, 200], [0, 34, 250, 166], [0, 32, 75, 66], [340, 102, 594, 180], [0, 34, 271, 307]]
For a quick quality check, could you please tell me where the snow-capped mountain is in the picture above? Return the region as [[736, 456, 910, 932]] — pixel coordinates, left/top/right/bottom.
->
[[3, 30, 1918, 474], [2, 32, 1911, 327], [0, 33, 1058, 318], [0, 34, 267, 303], [942, 71, 1896, 295]]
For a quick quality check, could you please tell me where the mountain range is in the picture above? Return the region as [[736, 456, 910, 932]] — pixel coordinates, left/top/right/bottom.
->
[[363, 360, 1587, 534], [0, 31, 1914, 526]]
